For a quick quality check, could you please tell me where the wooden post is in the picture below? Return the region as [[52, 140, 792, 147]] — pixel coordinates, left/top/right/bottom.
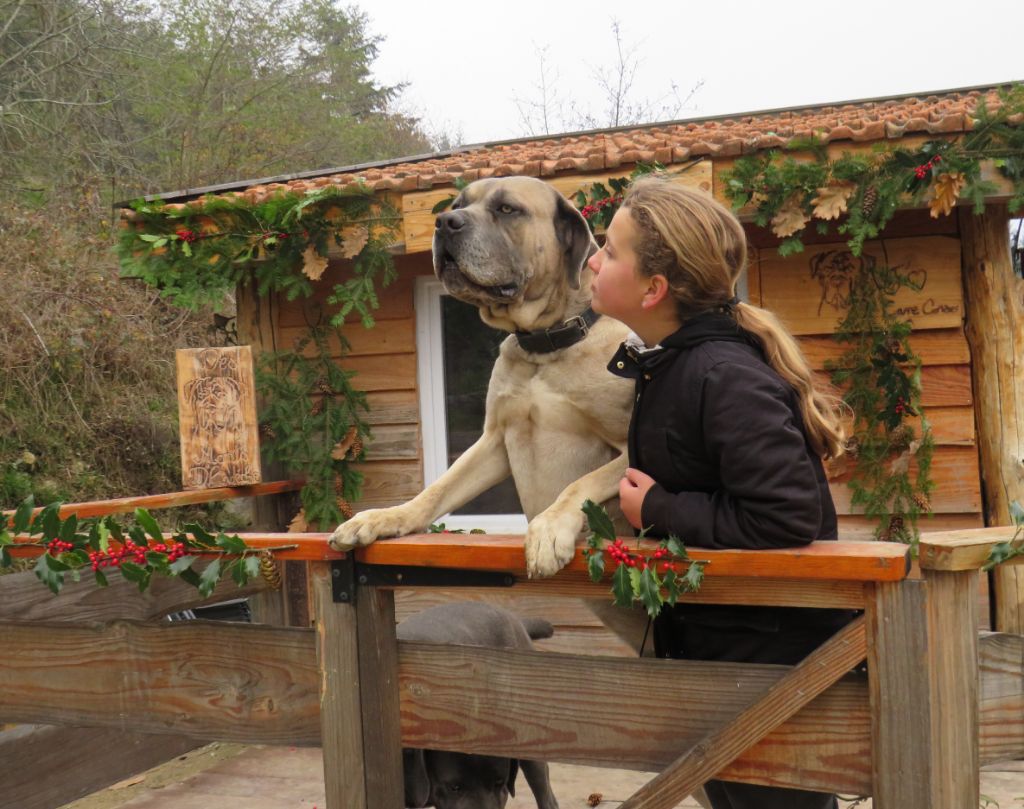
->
[[236, 283, 297, 627], [866, 571, 979, 808], [959, 204, 1024, 631], [310, 561, 404, 809]]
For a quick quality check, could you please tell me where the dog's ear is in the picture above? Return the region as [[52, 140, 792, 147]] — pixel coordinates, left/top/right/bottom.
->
[[554, 192, 596, 291], [507, 758, 520, 797], [402, 748, 431, 808]]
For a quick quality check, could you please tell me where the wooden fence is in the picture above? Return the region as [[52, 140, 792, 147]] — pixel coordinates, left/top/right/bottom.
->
[[3, 505, 1019, 808]]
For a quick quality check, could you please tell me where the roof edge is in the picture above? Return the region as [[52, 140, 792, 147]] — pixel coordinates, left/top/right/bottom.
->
[[122, 78, 1021, 208]]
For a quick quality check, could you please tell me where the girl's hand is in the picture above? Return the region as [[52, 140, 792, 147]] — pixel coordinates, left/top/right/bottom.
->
[[619, 468, 656, 529]]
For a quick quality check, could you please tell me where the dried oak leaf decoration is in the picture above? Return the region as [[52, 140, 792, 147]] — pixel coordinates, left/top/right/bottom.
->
[[770, 197, 810, 238], [811, 182, 856, 220], [331, 425, 359, 460], [339, 225, 369, 259], [287, 508, 308, 533], [302, 244, 328, 281], [928, 172, 966, 218]]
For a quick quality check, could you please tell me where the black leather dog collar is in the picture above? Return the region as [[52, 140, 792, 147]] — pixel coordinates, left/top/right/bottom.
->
[[515, 307, 601, 354]]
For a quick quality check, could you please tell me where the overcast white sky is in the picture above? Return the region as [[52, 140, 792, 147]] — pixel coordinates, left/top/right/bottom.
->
[[365, 0, 1022, 147]]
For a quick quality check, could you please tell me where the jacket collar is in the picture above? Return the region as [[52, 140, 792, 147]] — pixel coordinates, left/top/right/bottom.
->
[[608, 312, 757, 379]]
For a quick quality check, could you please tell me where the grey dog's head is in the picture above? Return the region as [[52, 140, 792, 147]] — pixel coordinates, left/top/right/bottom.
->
[[404, 748, 518, 809], [432, 176, 595, 330]]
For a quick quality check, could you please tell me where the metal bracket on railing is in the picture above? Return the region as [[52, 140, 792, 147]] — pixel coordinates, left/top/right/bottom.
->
[[331, 557, 515, 603]]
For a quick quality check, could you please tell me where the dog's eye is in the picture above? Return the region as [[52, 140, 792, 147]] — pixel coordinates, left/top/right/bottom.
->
[[498, 203, 516, 214]]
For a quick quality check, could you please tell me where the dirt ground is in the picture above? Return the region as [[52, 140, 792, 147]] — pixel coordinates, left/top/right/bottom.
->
[[57, 742, 1024, 809]]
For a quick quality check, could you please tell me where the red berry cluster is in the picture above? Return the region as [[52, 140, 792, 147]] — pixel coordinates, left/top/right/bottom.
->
[[580, 195, 622, 219], [175, 229, 200, 243], [87, 540, 187, 571], [914, 154, 941, 179], [605, 538, 677, 574], [894, 395, 908, 416], [263, 231, 289, 241], [46, 539, 74, 556]]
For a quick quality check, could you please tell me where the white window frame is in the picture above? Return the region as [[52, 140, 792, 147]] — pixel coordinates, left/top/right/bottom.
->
[[414, 276, 528, 533]]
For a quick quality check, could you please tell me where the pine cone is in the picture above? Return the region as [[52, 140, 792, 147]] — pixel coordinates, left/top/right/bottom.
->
[[337, 497, 354, 520], [350, 435, 364, 460], [889, 425, 912, 453], [861, 186, 879, 217], [310, 397, 325, 417], [334, 472, 345, 496], [315, 375, 332, 395], [845, 435, 860, 459], [888, 514, 905, 534], [912, 492, 932, 513], [259, 422, 276, 440], [258, 550, 282, 590]]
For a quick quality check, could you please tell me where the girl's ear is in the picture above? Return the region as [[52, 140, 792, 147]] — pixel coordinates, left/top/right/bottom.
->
[[642, 274, 671, 309]]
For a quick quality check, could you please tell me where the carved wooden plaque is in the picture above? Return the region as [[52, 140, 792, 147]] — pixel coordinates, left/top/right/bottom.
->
[[176, 346, 262, 490]]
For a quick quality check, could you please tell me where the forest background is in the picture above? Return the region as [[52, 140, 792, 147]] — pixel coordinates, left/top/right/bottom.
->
[[0, 0, 448, 518]]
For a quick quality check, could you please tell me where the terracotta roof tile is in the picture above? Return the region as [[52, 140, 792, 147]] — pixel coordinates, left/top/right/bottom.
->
[[156, 87, 1008, 206]]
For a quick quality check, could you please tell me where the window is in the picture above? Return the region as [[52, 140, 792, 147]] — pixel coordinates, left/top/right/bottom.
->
[[1011, 217, 1023, 278], [415, 277, 527, 532]]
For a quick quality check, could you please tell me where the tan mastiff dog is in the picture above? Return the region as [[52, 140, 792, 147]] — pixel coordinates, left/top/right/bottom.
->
[[328, 176, 633, 578]]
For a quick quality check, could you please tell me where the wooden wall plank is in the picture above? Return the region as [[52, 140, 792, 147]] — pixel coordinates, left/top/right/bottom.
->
[[364, 390, 420, 425], [337, 353, 417, 392], [0, 567, 270, 624], [828, 445, 982, 515], [279, 318, 415, 358], [817, 364, 974, 407], [760, 236, 964, 335], [401, 163, 714, 253], [799, 328, 971, 369], [364, 424, 420, 461], [839, 513, 984, 540], [0, 724, 198, 809], [354, 460, 423, 508]]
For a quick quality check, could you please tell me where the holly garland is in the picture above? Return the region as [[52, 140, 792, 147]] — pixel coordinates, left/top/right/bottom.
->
[[1, 495, 287, 597], [720, 85, 1024, 257], [117, 184, 402, 529], [984, 501, 1024, 570], [580, 500, 706, 618], [828, 260, 935, 545]]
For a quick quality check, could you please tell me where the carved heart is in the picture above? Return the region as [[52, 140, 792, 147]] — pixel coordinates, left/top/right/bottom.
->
[[906, 268, 928, 290]]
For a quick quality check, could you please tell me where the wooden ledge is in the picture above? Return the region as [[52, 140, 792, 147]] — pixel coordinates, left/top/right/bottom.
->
[[356, 534, 911, 582], [919, 526, 1022, 571], [8, 530, 911, 581]]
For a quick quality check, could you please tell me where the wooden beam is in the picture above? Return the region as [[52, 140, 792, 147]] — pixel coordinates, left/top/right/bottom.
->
[[866, 573, 980, 809], [919, 526, 1023, 571], [2, 479, 302, 522], [0, 723, 198, 809], [0, 567, 270, 623], [616, 617, 867, 809], [959, 203, 1024, 632]]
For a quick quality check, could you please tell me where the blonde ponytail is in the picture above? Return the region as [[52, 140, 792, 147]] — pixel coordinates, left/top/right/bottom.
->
[[623, 176, 847, 459]]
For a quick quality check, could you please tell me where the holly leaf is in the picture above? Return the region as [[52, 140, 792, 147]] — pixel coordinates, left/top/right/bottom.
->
[[120, 561, 150, 592], [12, 495, 34, 535], [94, 569, 108, 587], [0, 545, 10, 568], [36, 502, 62, 540], [184, 523, 215, 547], [59, 514, 78, 544], [638, 566, 664, 618], [1010, 501, 1024, 527], [214, 533, 249, 554], [244, 555, 261, 580], [682, 561, 706, 592], [586, 548, 605, 582], [582, 499, 616, 542], [665, 536, 689, 561], [34, 553, 67, 595], [198, 558, 222, 598], [611, 563, 633, 607], [663, 568, 679, 606], [135, 508, 163, 543], [229, 558, 249, 586], [431, 196, 455, 214], [169, 554, 198, 575]]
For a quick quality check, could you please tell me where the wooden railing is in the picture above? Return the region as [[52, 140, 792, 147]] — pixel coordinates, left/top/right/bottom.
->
[[2, 491, 1023, 809]]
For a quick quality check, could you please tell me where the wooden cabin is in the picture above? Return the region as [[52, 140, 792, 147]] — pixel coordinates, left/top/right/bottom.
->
[[128, 83, 1023, 635]]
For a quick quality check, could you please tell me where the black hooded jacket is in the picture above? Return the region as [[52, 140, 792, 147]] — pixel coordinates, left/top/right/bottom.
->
[[608, 312, 849, 646]]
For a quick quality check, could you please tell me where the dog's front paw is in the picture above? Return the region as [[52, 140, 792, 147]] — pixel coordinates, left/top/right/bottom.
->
[[524, 508, 584, 578], [328, 507, 418, 551]]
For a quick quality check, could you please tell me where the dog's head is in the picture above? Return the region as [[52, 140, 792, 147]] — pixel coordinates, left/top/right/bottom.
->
[[809, 250, 863, 311], [432, 176, 596, 331], [403, 748, 518, 809]]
